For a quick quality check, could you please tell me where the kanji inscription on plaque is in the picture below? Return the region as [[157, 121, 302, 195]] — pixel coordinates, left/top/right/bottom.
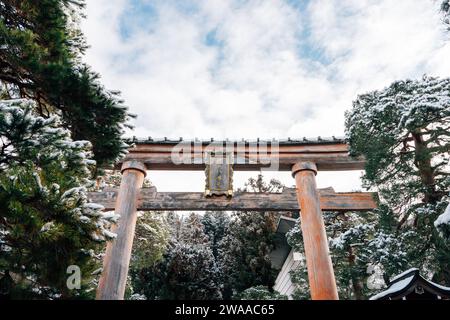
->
[[205, 152, 233, 197]]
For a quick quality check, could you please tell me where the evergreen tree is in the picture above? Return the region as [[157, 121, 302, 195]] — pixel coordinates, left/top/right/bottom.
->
[[161, 242, 222, 300], [0, 0, 131, 168], [180, 213, 210, 245], [96, 170, 166, 273], [125, 213, 170, 300], [345, 76, 450, 286], [286, 77, 450, 300], [201, 211, 230, 259], [239, 285, 288, 300], [131, 212, 170, 270], [287, 210, 402, 300], [442, 0, 450, 29], [435, 204, 450, 240], [130, 212, 222, 300], [327, 211, 381, 299], [166, 211, 183, 240], [218, 175, 281, 299], [0, 1, 132, 298], [0, 99, 118, 299]]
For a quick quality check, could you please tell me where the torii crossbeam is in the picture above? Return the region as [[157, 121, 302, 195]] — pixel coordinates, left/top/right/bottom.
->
[[89, 187, 376, 212], [92, 137, 376, 300]]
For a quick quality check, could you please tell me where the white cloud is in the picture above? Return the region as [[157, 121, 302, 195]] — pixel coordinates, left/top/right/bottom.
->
[[81, 0, 450, 191]]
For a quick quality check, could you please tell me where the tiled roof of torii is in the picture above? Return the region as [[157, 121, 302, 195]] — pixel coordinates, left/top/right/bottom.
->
[[124, 136, 346, 145], [117, 135, 362, 171]]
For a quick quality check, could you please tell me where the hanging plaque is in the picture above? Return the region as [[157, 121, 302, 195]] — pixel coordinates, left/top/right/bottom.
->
[[205, 152, 233, 197]]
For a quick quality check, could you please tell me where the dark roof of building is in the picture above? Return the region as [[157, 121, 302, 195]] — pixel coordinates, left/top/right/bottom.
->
[[370, 268, 450, 300], [269, 216, 298, 270], [124, 136, 346, 145]]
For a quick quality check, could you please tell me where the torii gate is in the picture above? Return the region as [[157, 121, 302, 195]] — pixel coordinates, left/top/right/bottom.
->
[[90, 137, 377, 300]]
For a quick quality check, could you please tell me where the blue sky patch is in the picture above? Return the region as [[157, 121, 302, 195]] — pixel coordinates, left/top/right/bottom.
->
[[119, 0, 159, 40]]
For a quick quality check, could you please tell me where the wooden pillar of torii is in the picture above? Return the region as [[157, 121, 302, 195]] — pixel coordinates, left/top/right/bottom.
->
[[94, 138, 373, 300], [292, 161, 338, 300], [96, 161, 146, 300]]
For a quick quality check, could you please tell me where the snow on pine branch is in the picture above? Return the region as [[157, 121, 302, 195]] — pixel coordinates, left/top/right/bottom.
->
[[0, 98, 118, 242], [0, 99, 95, 173], [443, 0, 450, 25], [435, 202, 450, 239], [329, 224, 375, 250]]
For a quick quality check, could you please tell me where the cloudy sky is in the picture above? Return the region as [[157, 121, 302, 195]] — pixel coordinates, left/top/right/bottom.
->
[[81, 0, 450, 192]]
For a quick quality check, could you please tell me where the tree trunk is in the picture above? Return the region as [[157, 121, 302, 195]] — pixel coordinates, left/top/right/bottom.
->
[[348, 246, 364, 300], [411, 131, 439, 204]]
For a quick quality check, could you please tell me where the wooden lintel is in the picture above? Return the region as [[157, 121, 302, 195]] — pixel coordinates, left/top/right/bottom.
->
[[88, 187, 377, 212], [114, 142, 365, 171]]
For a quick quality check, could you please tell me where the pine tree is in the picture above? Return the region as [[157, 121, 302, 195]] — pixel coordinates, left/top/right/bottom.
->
[[130, 212, 222, 300], [130, 212, 170, 270], [442, 0, 450, 29], [130, 241, 222, 300], [0, 99, 118, 299], [201, 211, 230, 259], [218, 174, 281, 299], [435, 204, 450, 240], [345, 76, 450, 286], [0, 0, 131, 168], [287, 210, 402, 300], [239, 285, 288, 300], [180, 213, 210, 245], [166, 211, 183, 240], [327, 211, 380, 299], [96, 170, 167, 273], [126, 211, 170, 300], [0, 2, 134, 299], [162, 242, 222, 300]]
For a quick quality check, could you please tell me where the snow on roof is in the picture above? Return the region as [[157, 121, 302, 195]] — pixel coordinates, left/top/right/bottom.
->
[[369, 275, 415, 300], [389, 268, 419, 284], [429, 280, 450, 292], [370, 268, 450, 300]]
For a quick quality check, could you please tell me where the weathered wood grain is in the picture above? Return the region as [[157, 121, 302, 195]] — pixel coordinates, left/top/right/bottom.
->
[[293, 161, 339, 300], [88, 187, 377, 212], [96, 164, 145, 300], [113, 142, 365, 171]]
